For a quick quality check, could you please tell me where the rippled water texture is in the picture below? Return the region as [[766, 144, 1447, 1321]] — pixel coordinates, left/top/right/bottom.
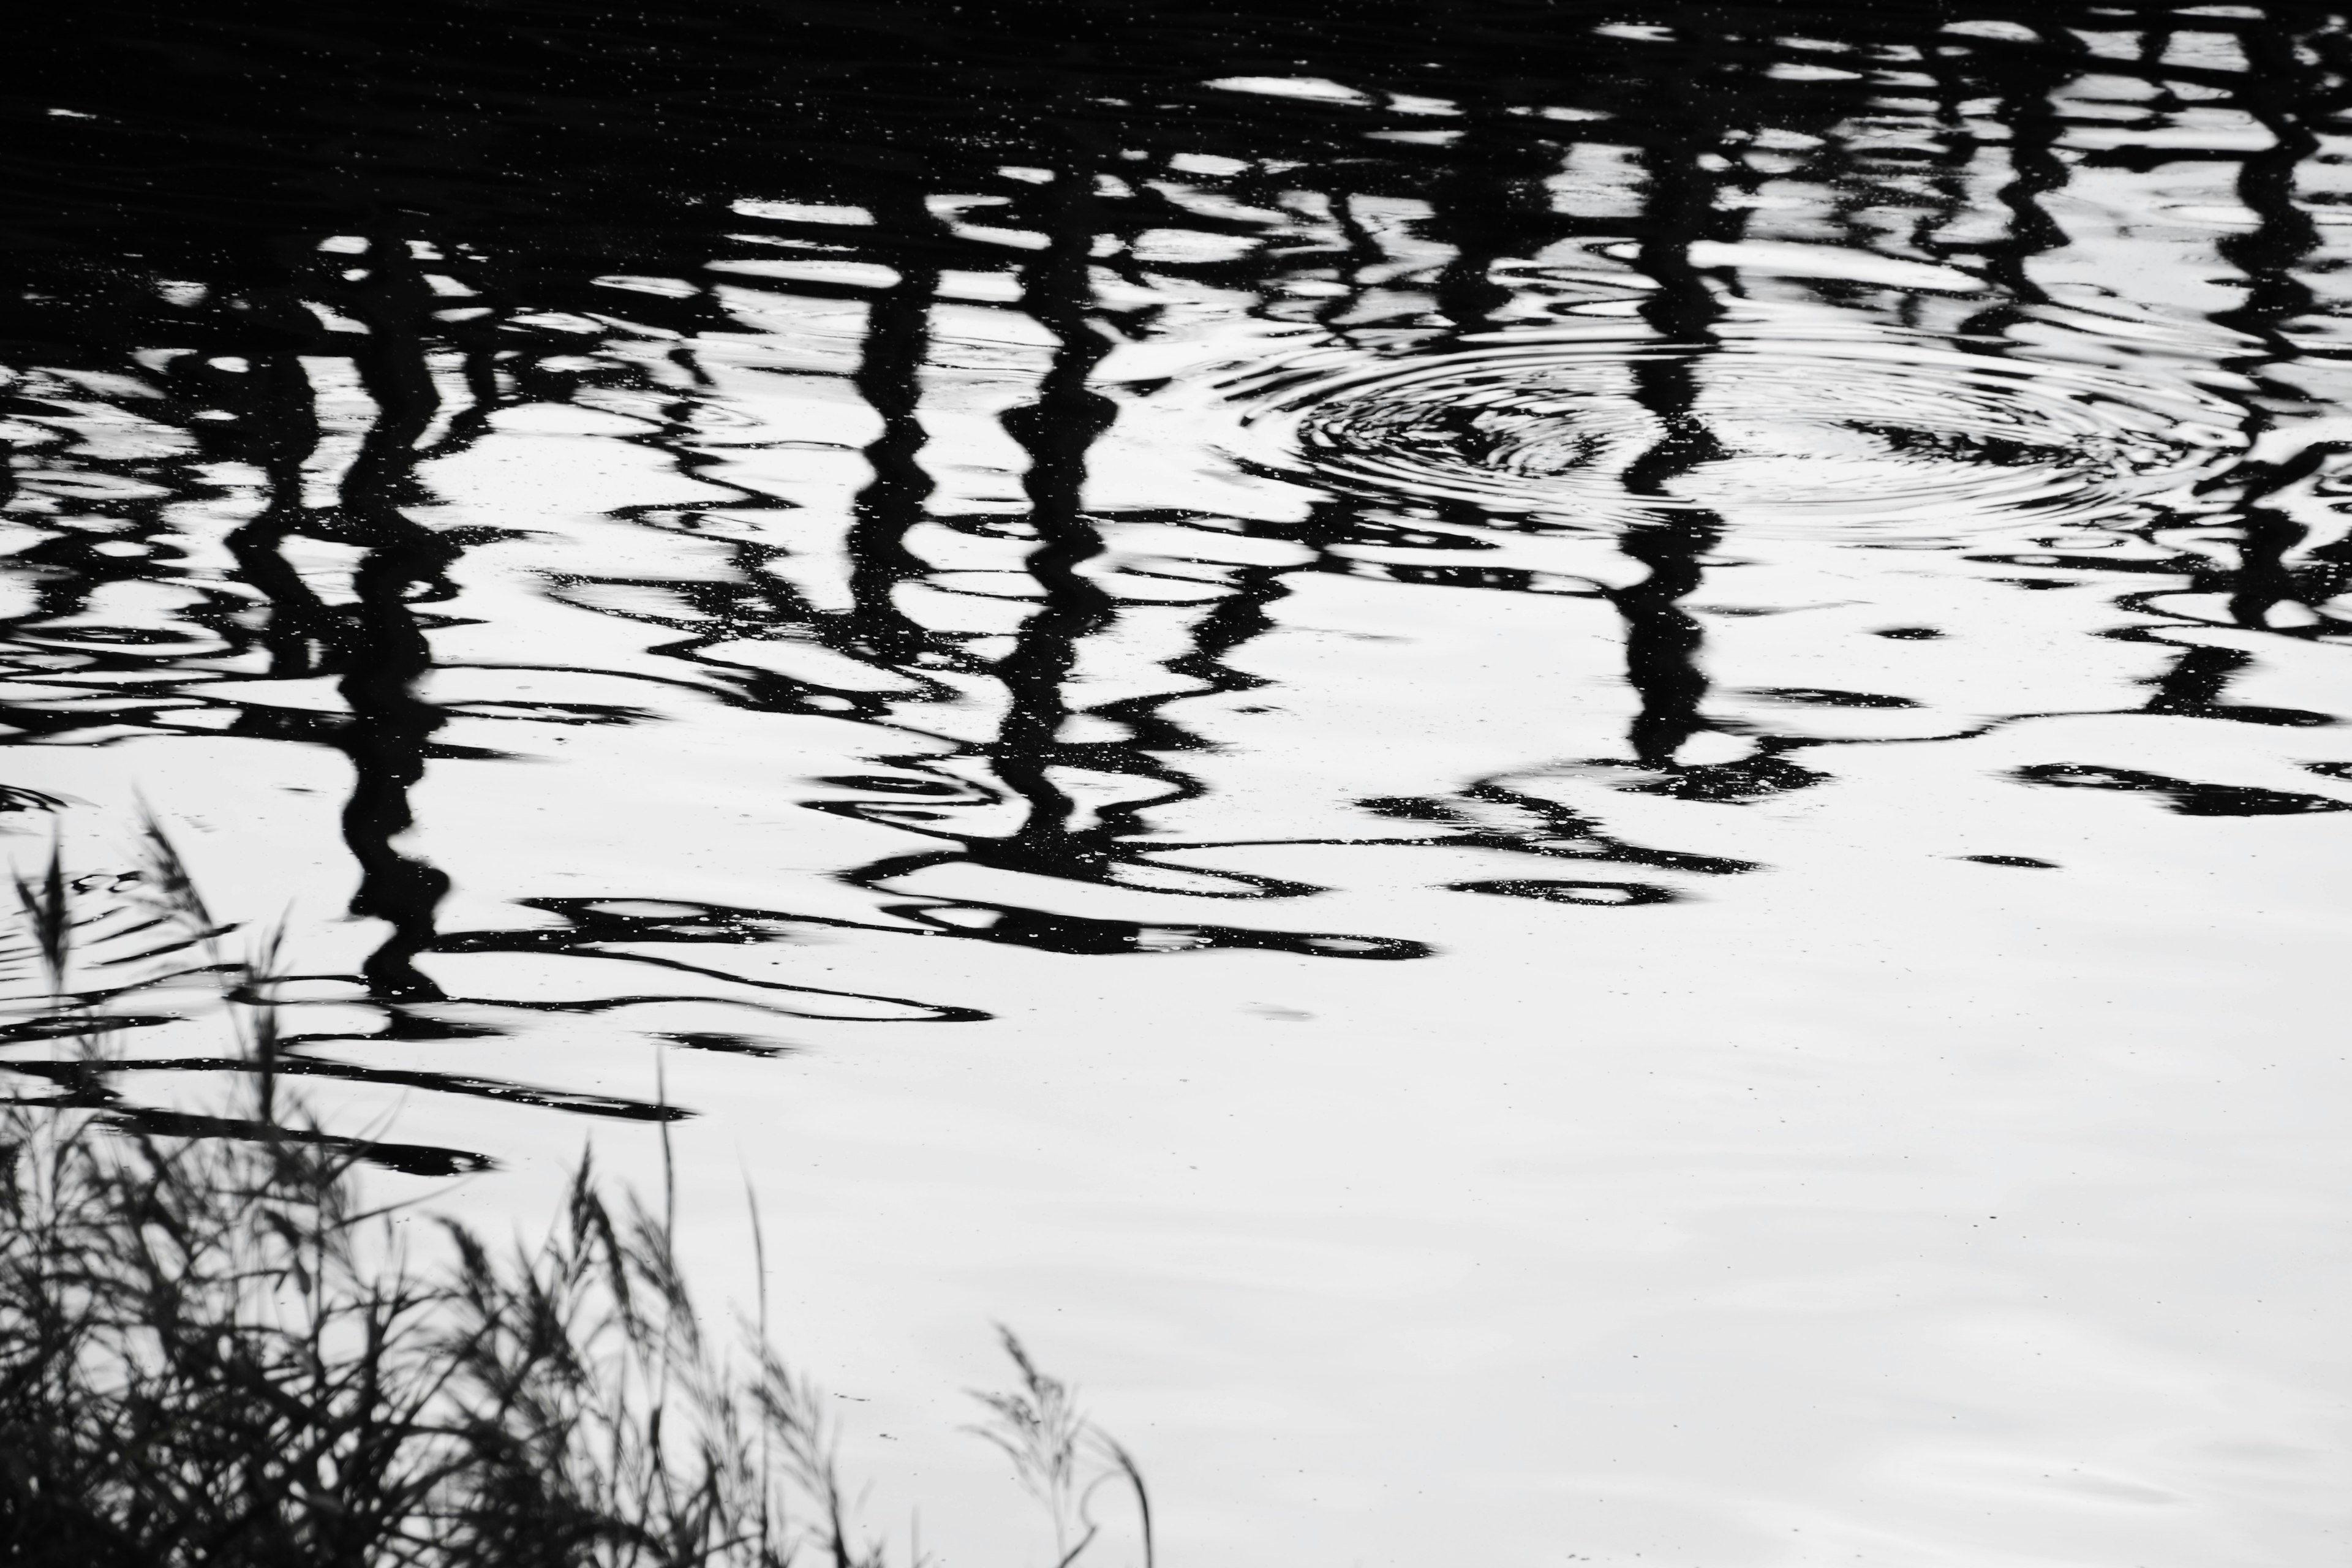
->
[[1223, 322, 2245, 538], [7, 4, 2352, 1563]]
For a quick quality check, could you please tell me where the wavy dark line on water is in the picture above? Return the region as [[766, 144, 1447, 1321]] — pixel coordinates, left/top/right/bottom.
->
[[2013, 763, 2352, 817], [4, 0, 2352, 1172]]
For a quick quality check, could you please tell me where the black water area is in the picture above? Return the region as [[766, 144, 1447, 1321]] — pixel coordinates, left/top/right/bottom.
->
[[4, 4, 2351, 1562]]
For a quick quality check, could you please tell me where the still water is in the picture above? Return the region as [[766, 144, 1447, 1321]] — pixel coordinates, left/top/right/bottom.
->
[[5, 4, 2351, 1562]]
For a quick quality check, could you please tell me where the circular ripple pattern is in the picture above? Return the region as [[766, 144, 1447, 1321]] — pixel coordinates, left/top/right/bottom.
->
[[1221, 330, 2246, 540]]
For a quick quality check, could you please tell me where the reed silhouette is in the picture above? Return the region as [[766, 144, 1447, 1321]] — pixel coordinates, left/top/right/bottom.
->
[[0, 832, 1150, 1568]]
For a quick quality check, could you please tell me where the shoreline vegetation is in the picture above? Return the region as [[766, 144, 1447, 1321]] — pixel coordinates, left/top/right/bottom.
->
[[0, 822, 1152, 1567]]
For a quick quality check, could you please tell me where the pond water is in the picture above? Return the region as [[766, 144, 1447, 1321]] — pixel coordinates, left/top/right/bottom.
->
[[6, 4, 2351, 1562]]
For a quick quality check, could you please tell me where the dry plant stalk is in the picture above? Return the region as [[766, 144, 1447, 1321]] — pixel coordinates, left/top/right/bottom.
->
[[0, 821, 1149, 1568]]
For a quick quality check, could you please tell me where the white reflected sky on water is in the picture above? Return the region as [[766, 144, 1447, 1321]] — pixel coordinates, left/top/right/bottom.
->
[[6, 33, 2352, 1566]]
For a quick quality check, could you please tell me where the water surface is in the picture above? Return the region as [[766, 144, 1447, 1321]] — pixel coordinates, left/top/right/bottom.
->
[[4, 5, 2351, 1562]]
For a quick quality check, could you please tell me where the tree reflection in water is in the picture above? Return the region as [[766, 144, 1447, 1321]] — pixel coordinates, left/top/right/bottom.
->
[[0, 6, 2346, 1160]]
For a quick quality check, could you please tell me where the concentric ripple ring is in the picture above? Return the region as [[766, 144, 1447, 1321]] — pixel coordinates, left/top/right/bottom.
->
[[1215, 326, 2248, 541]]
